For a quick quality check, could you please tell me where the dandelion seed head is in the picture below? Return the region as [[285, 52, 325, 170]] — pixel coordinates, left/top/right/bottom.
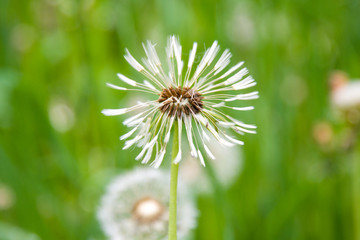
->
[[329, 71, 360, 124], [332, 80, 360, 110], [158, 87, 204, 117], [48, 98, 75, 133], [0, 183, 15, 210], [97, 168, 197, 240], [102, 35, 258, 167]]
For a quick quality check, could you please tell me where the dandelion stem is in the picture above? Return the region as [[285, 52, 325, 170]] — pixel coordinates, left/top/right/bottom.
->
[[352, 129, 360, 240], [168, 121, 179, 240]]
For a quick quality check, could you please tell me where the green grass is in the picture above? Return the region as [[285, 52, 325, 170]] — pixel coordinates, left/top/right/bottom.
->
[[1, 0, 360, 239]]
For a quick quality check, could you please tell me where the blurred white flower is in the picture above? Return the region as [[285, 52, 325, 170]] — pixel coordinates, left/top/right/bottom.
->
[[97, 168, 197, 240], [226, 5, 255, 48], [330, 71, 360, 124], [102, 35, 258, 167], [332, 80, 360, 110], [0, 183, 15, 210], [180, 135, 242, 193], [48, 98, 75, 132]]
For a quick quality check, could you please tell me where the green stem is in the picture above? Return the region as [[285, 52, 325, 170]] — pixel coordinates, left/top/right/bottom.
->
[[168, 122, 179, 240], [353, 134, 360, 240]]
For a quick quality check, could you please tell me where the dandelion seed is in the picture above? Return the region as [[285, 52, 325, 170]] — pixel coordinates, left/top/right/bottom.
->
[[102, 35, 258, 167], [97, 168, 197, 240]]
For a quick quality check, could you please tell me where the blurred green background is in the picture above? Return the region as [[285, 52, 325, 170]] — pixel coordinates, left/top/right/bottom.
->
[[1, 0, 360, 239]]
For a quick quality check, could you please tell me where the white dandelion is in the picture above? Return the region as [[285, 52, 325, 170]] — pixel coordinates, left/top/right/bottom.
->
[[330, 71, 360, 124], [97, 168, 197, 240], [332, 80, 360, 110], [102, 35, 258, 167]]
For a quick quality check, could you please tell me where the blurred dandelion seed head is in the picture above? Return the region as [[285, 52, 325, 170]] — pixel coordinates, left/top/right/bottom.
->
[[226, 4, 255, 48], [180, 134, 242, 193], [97, 168, 197, 240], [330, 71, 360, 124], [48, 98, 75, 133], [332, 80, 360, 110], [0, 184, 15, 210], [102, 35, 258, 167]]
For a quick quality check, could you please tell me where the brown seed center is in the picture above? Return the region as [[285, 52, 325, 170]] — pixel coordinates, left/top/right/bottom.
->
[[157, 86, 204, 117]]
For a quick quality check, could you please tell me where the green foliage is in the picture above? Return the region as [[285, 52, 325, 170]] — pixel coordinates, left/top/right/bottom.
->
[[1, 0, 360, 239]]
